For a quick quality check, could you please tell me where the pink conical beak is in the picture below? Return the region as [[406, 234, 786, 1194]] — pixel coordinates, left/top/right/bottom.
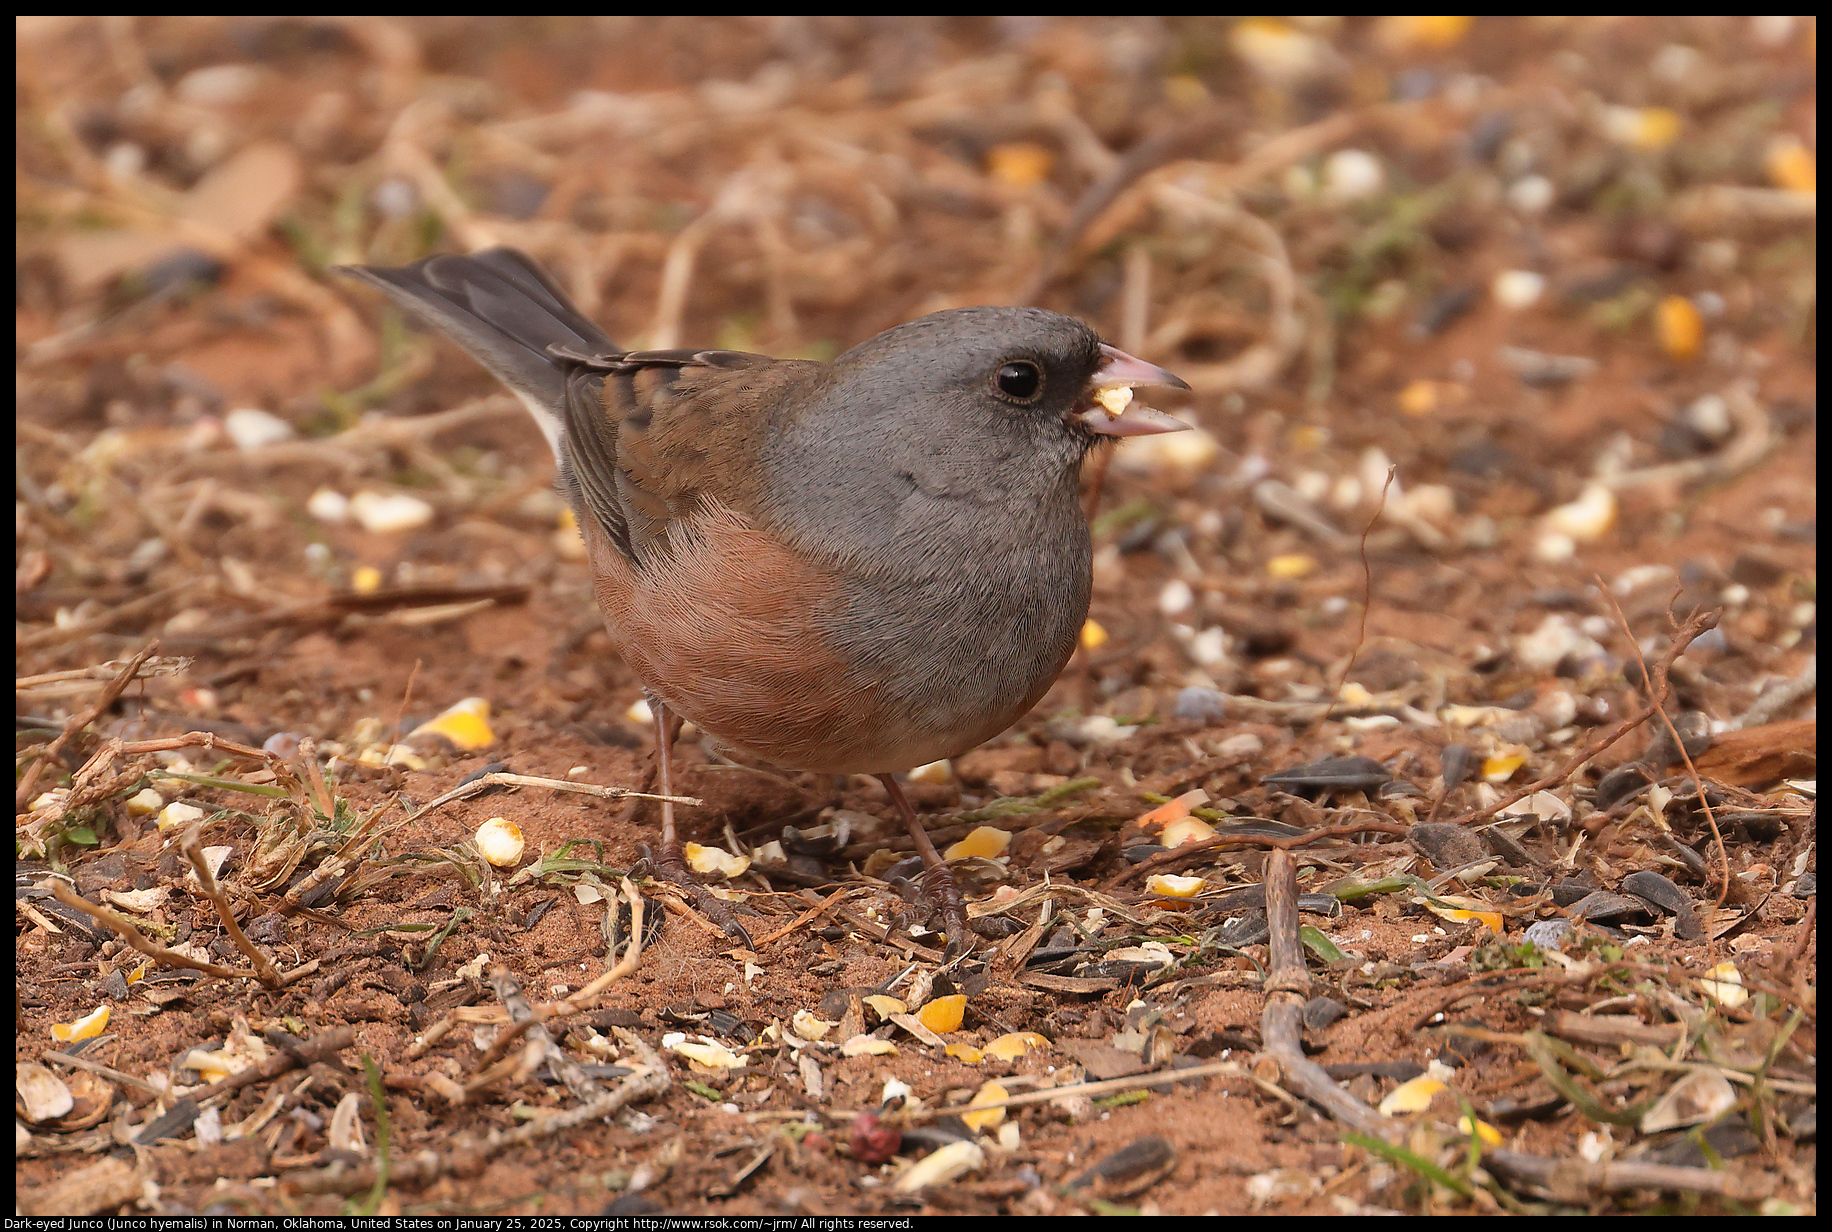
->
[[1080, 343, 1192, 437]]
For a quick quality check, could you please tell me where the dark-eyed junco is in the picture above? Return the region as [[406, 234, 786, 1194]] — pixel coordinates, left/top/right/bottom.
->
[[340, 248, 1188, 954]]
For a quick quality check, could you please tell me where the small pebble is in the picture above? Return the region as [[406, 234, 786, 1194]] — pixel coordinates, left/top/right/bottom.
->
[[175, 63, 262, 106], [371, 177, 420, 218], [349, 491, 434, 534], [1321, 149, 1385, 202], [1506, 174, 1555, 213], [1682, 394, 1732, 441], [1158, 579, 1194, 617], [1187, 626, 1229, 668], [224, 408, 295, 450], [1523, 919, 1573, 950], [306, 488, 349, 524], [104, 142, 147, 181], [1173, 686, 1228, 725], [1491, 269, 1545, 309]]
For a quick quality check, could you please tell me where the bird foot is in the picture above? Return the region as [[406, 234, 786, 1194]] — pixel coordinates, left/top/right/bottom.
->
[[631, 843, 755, 949], [890, 864, 972, 959]]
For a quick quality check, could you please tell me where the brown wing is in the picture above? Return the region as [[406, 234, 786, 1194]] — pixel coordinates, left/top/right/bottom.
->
[[556, 349, 822, 569]]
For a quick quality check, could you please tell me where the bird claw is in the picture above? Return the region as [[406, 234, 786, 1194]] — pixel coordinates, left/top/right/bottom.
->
[[632, 843, 756, 950], [889, 864, 972, 959]]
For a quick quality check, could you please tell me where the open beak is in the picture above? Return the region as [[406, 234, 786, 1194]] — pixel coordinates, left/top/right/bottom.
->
[[1079, 343, 1192, 437]]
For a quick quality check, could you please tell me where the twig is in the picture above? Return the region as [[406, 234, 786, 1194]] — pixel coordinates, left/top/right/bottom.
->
[[41, 1050, 168, 1099], [390, 658, 422, 750], [873, 1058, 1251, 1123], [180, 820, 283, 987], [189, 1027, 357, 1105], [46, 878, 255, 983], [830, 904, 947, 964], [754, 885, 858, 948], [15, 655, 192, 695], [1601, 380, 1775, 494], [1483, 1148, 1772, 1202], [400, 771, 698, 830], [95, 731, 280, 763], [1104, 819, 1409, 890], [1259, 849, 1395, 1138], [464, 967, 588, 1102], [16, 642, 160, 810], [1023, 107, 1374, 301], [15, 586, 189, 650], [1599, 582, 1730, 910], [1307, 466, 1394, 744]]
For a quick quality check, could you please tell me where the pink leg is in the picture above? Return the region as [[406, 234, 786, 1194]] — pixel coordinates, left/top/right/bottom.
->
[[877, 773, 971, 958], [633, 700, 754, 949]]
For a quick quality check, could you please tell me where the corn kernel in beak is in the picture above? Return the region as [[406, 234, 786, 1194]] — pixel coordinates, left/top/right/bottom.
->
[[1092, 385, 1134, 417]]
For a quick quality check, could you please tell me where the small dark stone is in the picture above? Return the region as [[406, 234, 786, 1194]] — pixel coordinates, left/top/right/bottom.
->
[[1621, 870, 1703, 939], [1345, 648, 1425, 692], [1301, 997, 1349, 1030], [1064, 1135, 1177, 1195], [1648, 1121, 1761, 1167], [1728, 551, 1789, 588], [1476, 826, 1536, 868], [1569, 890, 1654, 925], [781, 825, 844, 858], [1593, 762, 1655, 811], [1213, 911, 1269, 948], [1509, 881, 1597, 908], [139, 248, 226, 297], [1412, 285, 1479, 337], [1296, 893, 1343, 918], [1439, 743, 1476, 792], [1262, 755, 1390, 798], [1409, 823, 1487, 870], [99, 967, 131, 1001], [1466, 111, 1512, 163], [1172, 686, 1228, 725], [1115, 516, 1163, 553], [706, 1009, 748, 1038], [1643, 710, 1713, 766], [1440, 1031, 1488, 1064], [1721, 810, 1787, 842], [1448, 438, 1518, 478]]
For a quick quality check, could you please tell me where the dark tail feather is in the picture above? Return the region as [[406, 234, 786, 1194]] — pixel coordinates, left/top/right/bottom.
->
[[337, 249, 615, 454]]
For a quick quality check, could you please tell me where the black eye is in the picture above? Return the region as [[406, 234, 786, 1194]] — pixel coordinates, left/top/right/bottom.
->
[[995, 361, 1042, 401]]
